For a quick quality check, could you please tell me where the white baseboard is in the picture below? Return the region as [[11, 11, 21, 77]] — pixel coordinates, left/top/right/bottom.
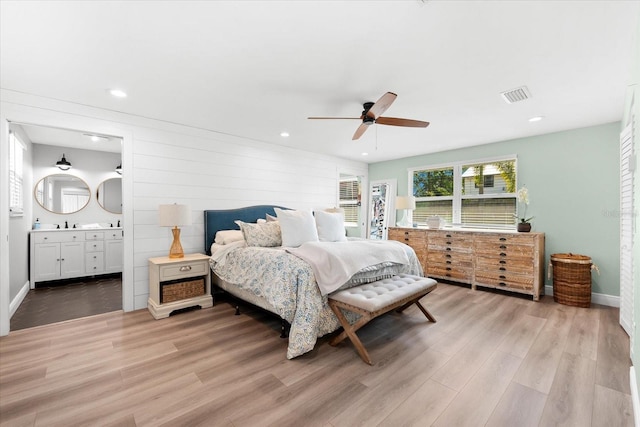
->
[[9, 280, 30, 318], [631, 366, 640, 427], [544, 285, 620, 307]]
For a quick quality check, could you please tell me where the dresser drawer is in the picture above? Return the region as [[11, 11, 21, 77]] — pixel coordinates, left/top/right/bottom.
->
[[475, 270, 534, 291], [427, 265, 473, 282], [388, 228, 426, 244], [427, 251, 473, 265], [159, 260, 208, 281], [475, 256, 534, 274], [474, 242, 534, 258], [474, 233, 536, 246]]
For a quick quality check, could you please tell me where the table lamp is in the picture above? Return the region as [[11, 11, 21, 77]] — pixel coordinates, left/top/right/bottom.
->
[[159, 203, 192, 258], [395, 196, 416, 227]]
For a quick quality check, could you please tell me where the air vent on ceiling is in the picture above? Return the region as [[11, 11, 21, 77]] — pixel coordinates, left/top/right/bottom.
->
[[500, 86, 531, 104]]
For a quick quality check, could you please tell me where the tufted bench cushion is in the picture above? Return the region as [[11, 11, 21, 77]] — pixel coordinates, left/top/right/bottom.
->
[[328, 274, 437, 365], [329, 274, 438, 314]]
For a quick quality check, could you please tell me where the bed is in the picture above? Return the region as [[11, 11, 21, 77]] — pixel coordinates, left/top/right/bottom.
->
[[204, 205, 423, 359]]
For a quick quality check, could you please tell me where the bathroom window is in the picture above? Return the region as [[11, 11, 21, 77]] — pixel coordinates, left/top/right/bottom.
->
[[9, 131, 25, 216]]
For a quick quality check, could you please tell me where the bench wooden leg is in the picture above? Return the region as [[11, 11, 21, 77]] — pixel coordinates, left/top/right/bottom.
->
[[328, 302, 373, 365], [396, 293, 437, 323], [415, 301, 437, 323]]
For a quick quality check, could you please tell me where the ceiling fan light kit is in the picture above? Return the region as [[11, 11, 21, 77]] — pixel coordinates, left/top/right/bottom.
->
[[308, 91, 430, 140]]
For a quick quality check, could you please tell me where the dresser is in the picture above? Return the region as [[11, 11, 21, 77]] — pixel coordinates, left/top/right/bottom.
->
[[30, 228, 123, 288], [388, 227, 545, 300]]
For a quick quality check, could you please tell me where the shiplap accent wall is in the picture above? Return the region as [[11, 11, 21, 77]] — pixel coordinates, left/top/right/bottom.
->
[[130, 127, 367, 309], [0, 90, 368, 322]]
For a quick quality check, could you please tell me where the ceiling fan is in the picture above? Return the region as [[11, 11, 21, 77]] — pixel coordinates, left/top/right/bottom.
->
[[308, 92, 430, 140]]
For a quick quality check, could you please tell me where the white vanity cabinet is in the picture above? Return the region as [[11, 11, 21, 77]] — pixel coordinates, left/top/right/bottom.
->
[[30, 228, 123, 288]]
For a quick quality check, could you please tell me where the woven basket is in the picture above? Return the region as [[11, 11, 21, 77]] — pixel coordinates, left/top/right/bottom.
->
[[550, 253, 594, 308], [161, 278, 205, 303]]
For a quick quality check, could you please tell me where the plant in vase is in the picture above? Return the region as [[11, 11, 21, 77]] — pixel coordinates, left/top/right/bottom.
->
[[514, 186, 534, 232]]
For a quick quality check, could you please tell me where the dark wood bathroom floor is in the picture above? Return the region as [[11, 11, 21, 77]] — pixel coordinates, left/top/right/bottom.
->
[[10, 274, 122, 331]]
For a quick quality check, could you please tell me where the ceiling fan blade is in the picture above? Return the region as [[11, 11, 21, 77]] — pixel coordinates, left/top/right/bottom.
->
[[307, 117, 361, 120], [375, 116, 430, 128], [366, 92, 397, 119], [352, 123, 370, 140]]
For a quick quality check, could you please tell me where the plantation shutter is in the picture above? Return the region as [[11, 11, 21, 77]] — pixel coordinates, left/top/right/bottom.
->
[[620, 122, 634, 338]]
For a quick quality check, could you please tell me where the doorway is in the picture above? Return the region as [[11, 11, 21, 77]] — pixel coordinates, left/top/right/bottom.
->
[[7, 122, 124, 330]]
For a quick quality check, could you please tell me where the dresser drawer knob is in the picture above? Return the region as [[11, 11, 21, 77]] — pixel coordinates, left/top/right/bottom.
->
[[499, 252, 506, 257], [499, 267, 506, 271], [499, 245, 507, 249], [499, 282, 507, 286], [445, 254, 452, 258], [499, 237, 507, 241], [499, 260, 506, 264], [446, 248, 452, 252], [446, 241, 452, 245], [446, 260, 452, 264], [179, 265, 192, 272], [499, 275, 506, 279], [446, 267, 452, 271], [445, 234, 452, 238]]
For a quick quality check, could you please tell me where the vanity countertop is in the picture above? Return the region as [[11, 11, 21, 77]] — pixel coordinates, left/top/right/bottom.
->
[[31, 227, 123, 233]]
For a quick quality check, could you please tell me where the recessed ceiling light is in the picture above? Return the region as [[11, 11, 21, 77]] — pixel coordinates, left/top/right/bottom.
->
[[528, 116, 544, 122], [361, 152, 369, 156], [109, 89, 127, 98], [85, 134, 109, 142], [280, 131, 290, 137]]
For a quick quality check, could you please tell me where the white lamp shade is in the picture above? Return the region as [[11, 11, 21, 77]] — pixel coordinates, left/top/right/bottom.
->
[[395, 196, 416, 210], [158, 204, 192, 227]]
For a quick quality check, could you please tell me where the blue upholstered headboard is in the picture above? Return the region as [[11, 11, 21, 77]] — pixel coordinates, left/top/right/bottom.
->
[[204, 205, 289, 255]]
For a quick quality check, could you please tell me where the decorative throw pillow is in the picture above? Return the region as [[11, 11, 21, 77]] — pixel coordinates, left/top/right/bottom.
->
[[314, 210, 347, 242], [274, 208, 319, 247], [266, 213, 278, 222], [214, 229, 245, 245], [234, 220, 282, 247]]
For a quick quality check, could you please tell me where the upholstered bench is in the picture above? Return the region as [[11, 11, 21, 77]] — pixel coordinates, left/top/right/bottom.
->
[[328, 274, 438, 365]]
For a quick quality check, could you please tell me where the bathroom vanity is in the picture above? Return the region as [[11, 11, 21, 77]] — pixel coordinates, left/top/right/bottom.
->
[[29, 227, 123, 288]]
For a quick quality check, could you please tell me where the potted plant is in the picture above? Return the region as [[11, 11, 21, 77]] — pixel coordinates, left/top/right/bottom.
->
[[515, 186, 534, 232]]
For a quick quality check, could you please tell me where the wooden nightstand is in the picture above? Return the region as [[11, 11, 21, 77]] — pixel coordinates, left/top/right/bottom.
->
[[148, 253, 213, 319]]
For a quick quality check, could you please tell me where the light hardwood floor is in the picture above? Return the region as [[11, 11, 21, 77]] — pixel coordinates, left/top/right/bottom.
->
[[0, 283, 633, 426]]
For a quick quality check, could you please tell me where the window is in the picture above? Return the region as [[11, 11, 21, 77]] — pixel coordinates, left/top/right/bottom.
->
[[9, 131, 25, 216], [410, 157, 517, 228], [339, 177, 360, 226], [412, 167, 454, 224]]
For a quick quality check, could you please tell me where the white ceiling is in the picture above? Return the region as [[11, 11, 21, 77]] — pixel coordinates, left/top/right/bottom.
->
[[1, 1, 638, 163]]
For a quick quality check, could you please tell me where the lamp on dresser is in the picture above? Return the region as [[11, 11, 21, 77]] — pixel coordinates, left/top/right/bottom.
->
[[158, 203, 192, 258], [395, 195, 416, 227]]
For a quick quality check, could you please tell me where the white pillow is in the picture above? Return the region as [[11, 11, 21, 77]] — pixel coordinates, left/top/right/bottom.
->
[[314, 210, 347, 242], [214, 229, 245, 245], [274, 208, 319, 247]]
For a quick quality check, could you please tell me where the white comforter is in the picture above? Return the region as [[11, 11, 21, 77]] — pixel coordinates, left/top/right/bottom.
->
[[286, 240, 411, 295]]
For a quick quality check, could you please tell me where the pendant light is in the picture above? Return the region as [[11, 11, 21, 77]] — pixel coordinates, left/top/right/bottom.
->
[[56, 154, 72, 170]]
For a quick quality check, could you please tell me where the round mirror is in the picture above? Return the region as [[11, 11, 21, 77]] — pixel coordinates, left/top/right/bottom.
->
[[34, 174, 91, 214], [96, 177, 122, 214]]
